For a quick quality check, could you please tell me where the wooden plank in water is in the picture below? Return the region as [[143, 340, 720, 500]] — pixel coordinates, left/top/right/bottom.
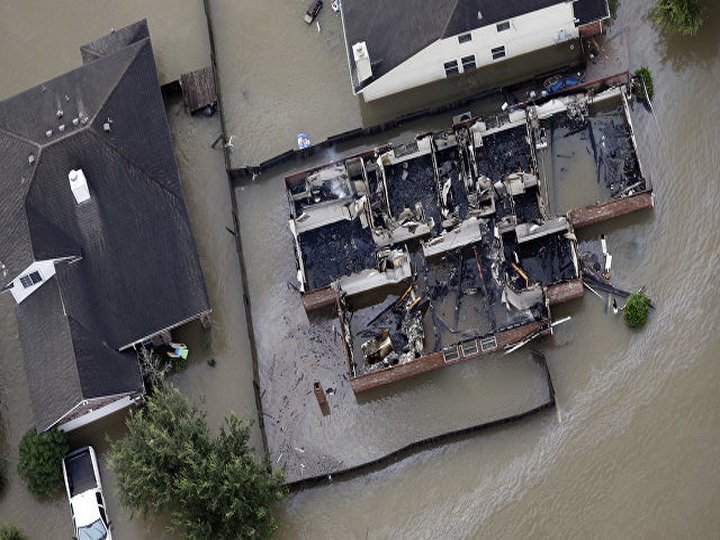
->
[[180, 66, 217, 113]]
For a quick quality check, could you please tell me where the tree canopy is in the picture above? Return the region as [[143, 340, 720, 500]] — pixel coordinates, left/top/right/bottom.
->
[[109, 386, 286, 539], [653, 0, 705, 36], [17, 427, 68, 497]]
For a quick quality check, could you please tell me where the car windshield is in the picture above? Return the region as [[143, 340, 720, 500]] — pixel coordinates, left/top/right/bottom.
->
[[77, 518, 107, 540]]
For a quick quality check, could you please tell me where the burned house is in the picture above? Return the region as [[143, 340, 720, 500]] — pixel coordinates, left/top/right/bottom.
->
[[287, 75, 650, 393]]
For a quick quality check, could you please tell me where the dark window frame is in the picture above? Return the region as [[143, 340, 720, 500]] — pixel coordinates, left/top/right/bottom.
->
[[491, 46, 506, 60], [461, 55, 476, 71], [458, 32, 472, 44], [496, 21, 511, 32], [444, 59, 460, 77]]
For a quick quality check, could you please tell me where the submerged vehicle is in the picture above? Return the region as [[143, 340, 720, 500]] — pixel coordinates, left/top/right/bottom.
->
[[62, 446, 112, 540]]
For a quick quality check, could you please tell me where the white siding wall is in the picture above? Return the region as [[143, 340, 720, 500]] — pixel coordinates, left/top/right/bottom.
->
[[361, 3, 577, 101]]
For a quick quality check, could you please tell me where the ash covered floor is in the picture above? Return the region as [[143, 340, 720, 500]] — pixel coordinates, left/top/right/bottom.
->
[[540, 100, 645, 215], [235, 168, 554, 484], [299, 219, 376, 290]]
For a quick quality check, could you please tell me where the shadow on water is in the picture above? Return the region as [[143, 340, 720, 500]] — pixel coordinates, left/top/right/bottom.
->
[[648, 1, 720, 71]]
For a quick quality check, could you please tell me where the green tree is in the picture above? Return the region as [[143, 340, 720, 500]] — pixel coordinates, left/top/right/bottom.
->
[[624, 292, 650, 328], [0, 523, 28, 540], [653, 0, 705, 35], [17, 427, 68, 497], [109, 386, 286, 539]]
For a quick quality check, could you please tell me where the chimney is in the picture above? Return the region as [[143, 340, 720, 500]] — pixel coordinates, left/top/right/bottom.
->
[[68, 169, 91, 204], [352, 42, 373, 84]]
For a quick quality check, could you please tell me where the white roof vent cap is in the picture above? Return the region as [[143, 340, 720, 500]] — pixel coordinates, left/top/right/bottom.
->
[[68, 168, 91, 204]]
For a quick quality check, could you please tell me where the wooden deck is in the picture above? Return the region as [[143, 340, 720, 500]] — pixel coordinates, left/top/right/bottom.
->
[[180, 66, 217, 113]]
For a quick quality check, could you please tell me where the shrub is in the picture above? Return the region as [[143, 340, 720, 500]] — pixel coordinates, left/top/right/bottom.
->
[[633, 68, 654, 101], [17, 427, 68, 497], [653, 0, 704, 36], [0, 523, 28, 540], [624, 292, 650, 327]]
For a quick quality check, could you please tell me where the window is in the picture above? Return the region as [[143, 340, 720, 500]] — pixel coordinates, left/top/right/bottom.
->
[[497, 21, 510, 32], [20, 271, 42, 288], [462, 55, 476, 71], [458, 32, 472, 44], [444, 60, 459, 77], [443, 347, 460, 363], [491, 46, 506, 60], [461, 341, 479, 356], [480, 335, 498, 352]]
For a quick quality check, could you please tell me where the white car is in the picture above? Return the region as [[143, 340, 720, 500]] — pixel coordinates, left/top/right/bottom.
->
[[62, 446, 113, 540]]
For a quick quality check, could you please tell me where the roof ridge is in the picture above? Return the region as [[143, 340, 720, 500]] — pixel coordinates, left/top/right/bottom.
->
[[0, 124, 41, 149], [89, 38, 148, 128], [441, 0, 463, 39], [90, 124, 184, 203]]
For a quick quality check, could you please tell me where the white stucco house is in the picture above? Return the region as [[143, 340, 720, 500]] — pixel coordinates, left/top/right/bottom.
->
[[341, 0, 610, 101]]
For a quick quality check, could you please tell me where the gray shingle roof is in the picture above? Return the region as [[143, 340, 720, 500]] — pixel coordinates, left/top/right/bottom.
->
[[1, 20, 210, 430], [17, 277, 144, 431]]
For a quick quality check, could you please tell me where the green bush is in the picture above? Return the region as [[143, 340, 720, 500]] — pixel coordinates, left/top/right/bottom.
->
[[0, 523, 28, 540], [624, 292, 650, 328], [17, 427, 68, 497], [609, 0, 619, 22], [653, 0, 704, 35], [633, 67, 654, 101]]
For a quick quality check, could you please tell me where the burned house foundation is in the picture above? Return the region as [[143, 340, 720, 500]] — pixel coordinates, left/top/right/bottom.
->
[[287, 77, 651, 395]]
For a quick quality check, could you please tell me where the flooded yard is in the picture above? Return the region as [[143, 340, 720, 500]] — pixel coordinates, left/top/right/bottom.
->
[[0, 0, 719, 538]]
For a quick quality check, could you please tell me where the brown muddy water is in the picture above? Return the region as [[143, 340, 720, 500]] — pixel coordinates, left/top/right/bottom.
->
[[1, 0, 720, 538]]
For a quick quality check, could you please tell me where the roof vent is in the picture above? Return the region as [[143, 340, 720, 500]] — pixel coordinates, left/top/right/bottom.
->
[[352, 42, 373, 84], [103, 122, 111, 132], [58, 124, 66, 133], [477, 11, 483, 20], [28, 154, 35, 165], [46, 129, 53, 138], [56, 108, 63, 119], [68, 169, 91, 204]]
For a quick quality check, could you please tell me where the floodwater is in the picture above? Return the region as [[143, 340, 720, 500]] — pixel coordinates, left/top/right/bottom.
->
[[0, 0, 719, 538]]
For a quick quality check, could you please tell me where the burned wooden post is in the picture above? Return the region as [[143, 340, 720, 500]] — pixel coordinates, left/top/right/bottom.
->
[[313, 381, 327, 406]]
